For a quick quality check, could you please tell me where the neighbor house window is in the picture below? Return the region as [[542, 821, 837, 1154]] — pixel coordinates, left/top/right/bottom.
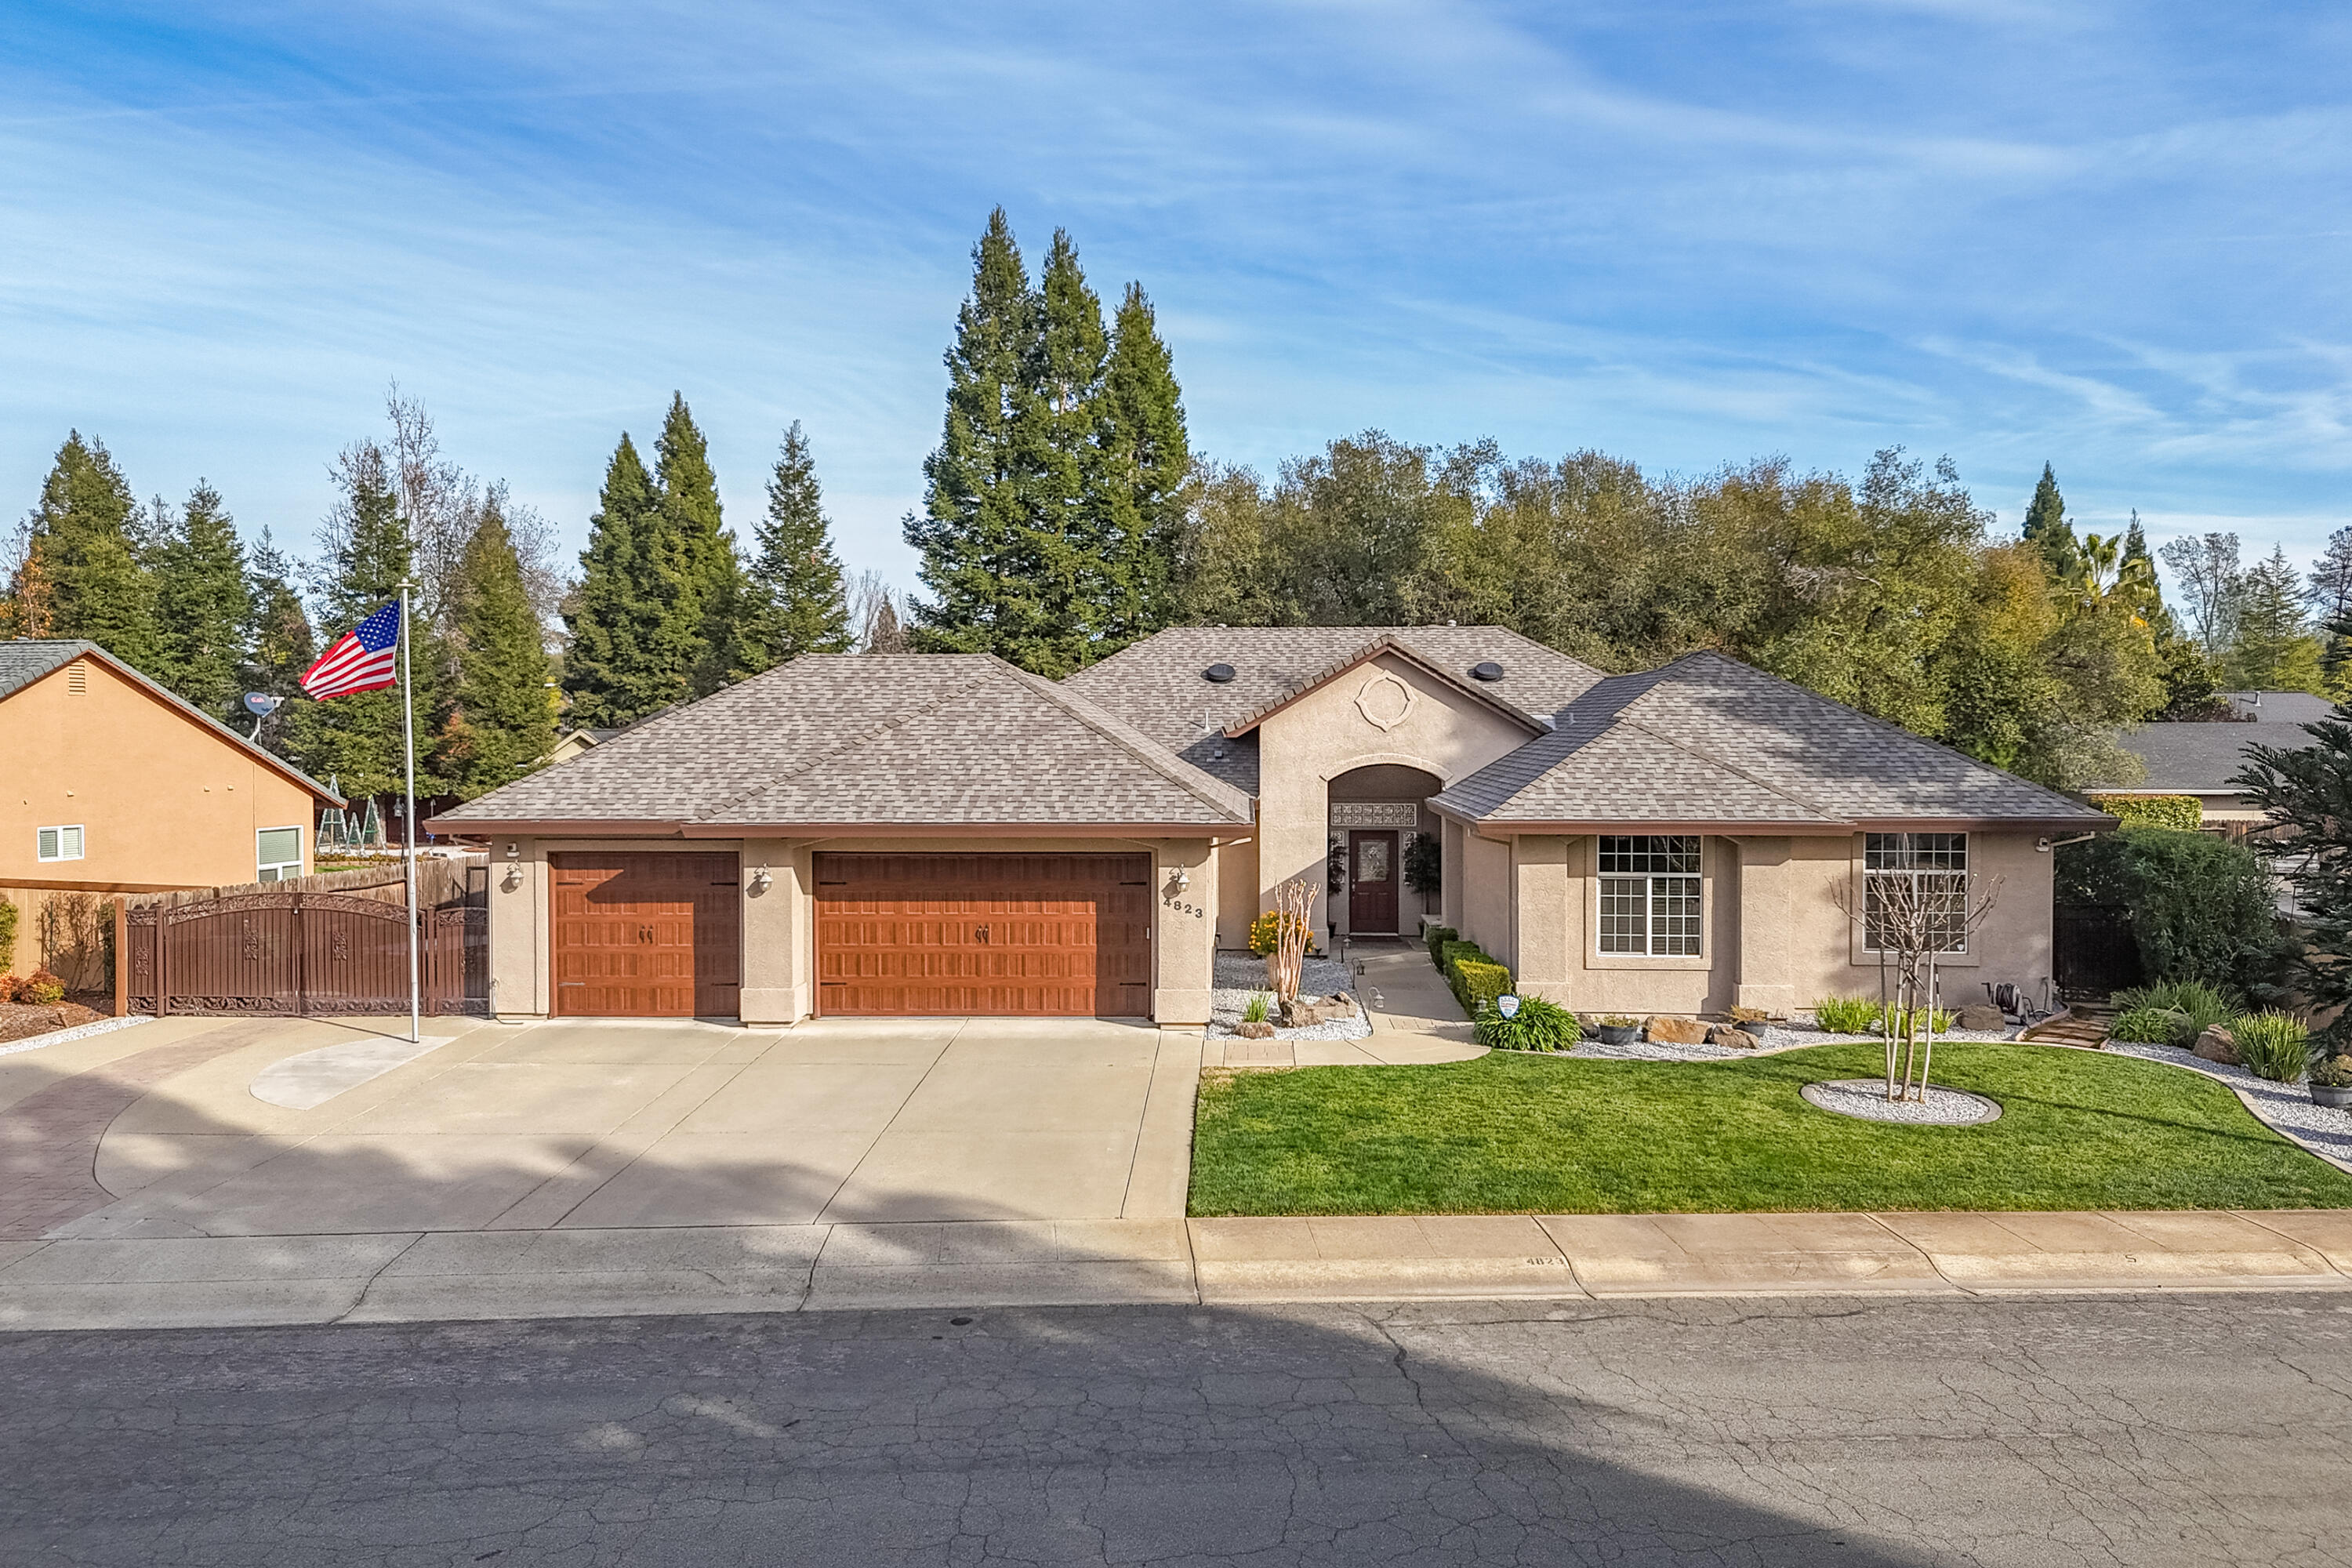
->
[[1864, 833, 1968, 953], [36, 826, 84, 862], [1598, 835, 1702, 955], [256, 827, 303, 884]]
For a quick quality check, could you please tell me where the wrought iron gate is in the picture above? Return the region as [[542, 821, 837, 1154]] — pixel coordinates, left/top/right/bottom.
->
[[122, 891, 486, 1017]]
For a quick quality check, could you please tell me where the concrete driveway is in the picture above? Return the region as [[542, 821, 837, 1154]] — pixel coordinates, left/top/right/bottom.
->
[[6, 1013, 1200, 1242]]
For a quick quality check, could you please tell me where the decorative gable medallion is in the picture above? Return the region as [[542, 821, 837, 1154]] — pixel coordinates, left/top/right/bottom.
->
[[1355, 673, 1415, 732]]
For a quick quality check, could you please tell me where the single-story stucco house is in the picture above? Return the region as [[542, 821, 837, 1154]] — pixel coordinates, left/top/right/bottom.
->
[[429, 626, 2111, 1025], [2105, 691, 2331, 838]]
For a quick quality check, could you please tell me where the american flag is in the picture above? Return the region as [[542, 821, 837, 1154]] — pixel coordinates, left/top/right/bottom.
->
[[301, 600, 402, 699]]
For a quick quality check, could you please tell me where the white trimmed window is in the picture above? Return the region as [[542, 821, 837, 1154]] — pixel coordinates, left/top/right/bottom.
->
[[37, 825, 84, 862], [1864, 833, 1968, 953], [256, 826, 303, 884], [1598, 835, 1702, 955]]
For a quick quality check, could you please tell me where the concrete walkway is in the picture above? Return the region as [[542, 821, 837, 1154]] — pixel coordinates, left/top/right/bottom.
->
[[5, 1207, 2351, 1330], [1202, 937, 1487, 1069]]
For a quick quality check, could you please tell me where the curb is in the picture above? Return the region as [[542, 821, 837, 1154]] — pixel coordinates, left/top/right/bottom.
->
[[0, 1013, 151, 1060]]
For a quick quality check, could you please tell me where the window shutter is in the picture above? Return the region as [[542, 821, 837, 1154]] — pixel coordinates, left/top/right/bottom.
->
[[63, 826, 82, 858], [38, 827, 57, 859]]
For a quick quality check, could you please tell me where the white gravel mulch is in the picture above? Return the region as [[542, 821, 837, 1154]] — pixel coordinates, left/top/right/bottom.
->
[[2101, 1040, 2352, 1171], [1566, 1019, 2023, 1062], [1802, 1077, 2002, 1125], [1207, 951, 1370, 1041]]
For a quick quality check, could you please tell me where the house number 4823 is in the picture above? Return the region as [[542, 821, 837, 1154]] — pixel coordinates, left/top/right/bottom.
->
[[1163, 899, 1204, 919]]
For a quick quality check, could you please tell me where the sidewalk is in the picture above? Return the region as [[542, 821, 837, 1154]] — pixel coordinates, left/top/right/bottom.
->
[[5, 1207, 2348, 1331]]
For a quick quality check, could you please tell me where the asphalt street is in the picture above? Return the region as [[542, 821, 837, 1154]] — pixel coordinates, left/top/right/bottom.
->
[[4, 1292, 2349, 1566]]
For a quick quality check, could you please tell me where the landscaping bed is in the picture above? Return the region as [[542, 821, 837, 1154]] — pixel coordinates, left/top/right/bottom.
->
[[0, 1000, 107, 1045], [1189, 1041, 2352, 1216], [1208, 951, 1368, 1041]]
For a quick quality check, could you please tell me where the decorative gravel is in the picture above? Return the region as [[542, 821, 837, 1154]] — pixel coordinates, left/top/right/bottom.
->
[[1570, 1036, 1744, 1062], [1208, 951, 1370, 1041], [0, 1012, 150, 1059], [1568, 1018, 2021, 1062], [2101, 1040, 2352, 1171], [1801, 1076, 2002, 1125]]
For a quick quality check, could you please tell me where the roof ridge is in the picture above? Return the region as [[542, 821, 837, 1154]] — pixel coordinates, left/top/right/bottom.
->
[[691, 670, 996, 820], [1646, 649, 2100, 816], [988, 658, 1254, 822]]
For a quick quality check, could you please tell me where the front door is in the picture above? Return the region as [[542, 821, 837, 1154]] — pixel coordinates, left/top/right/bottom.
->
[[1348, 830, 1399, 935]]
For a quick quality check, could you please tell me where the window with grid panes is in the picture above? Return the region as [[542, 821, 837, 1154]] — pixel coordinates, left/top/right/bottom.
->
[[1864, 833, 1968, 953], [1597, 835, 1702, 955]]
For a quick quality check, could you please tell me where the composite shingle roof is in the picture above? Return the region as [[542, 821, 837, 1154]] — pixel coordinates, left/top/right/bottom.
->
[[1061, 625, 1605, 793], [1433, 652, 2111, 829], [433, 654, 1254, 830], [2115, 695, 2332, 794]]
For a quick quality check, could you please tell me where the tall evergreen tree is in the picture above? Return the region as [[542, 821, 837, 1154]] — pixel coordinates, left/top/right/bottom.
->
[[1017, 228, 1112, 674], [734, 422, 851, 675], [907, 209, 1047, 661], [282, 443, 451, 800], [149, 481, 252, 717], [445, 494, 556, 797], [2308, 526, 2352, 625], [241, 527, 315, 750], [2228, 544, 2324, 693], [2020, 462, 2082, 587], [1096, 281, 1192, 646], [562, 435, 667, 728], [7, 432, 160, 670], [650, 393, 742, 696]]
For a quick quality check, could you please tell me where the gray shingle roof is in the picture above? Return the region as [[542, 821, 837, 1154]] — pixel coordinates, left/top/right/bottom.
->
[[1434, 652, 2111, 829], [1061, 625, 1605, 793], [434, 654, 1253, 829], [2116, 706, 2331, 793], [0, 638, 340, 804]]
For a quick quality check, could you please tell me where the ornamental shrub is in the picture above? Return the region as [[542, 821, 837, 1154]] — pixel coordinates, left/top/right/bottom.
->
[[1812, 996, 1879, 1033], [2087, 793, 2202, 832], [1247, 909, 1307, 958], [2108, 1006, 2190, 1045], [2114, 978, 2238, 1044], [1241, 992, 1270, 1024], [0, 896, 16, 974], [2055, 828, 2279, 996], [2230, 1011, 2310, 1083], [1473, 993, 1580, 1051], [1424, 924, 1457, 967], [1437, 938, 1512, 1014], [1403, 832, 1442, 895], [19, 969, 65, 1006]]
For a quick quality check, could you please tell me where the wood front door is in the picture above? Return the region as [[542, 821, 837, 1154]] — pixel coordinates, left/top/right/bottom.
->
[[550, 852, 742, 1018], [1348, 830, 1399, 935], [815, 852, 1152, 1017]]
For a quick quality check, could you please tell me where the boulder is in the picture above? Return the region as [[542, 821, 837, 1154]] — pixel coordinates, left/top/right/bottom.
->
[[1708, 1026, 1761, 1050], [1279, 995, 1355, 1028], [1646, 1016, 1711, 1046], [1957, 1003, 2007, 1033], [2193, 1025, 2239, 1065], [1234, 1021, 1277, 1040]]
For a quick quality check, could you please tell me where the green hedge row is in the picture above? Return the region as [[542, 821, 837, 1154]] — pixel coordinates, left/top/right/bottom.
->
[[1425, 924, 1457, 966], [1437, 937, 1513, 1016], [2087, 793, 2202, 832]]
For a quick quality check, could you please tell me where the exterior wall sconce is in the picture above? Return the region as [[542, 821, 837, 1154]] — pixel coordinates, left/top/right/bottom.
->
[[749, 865, 773, 894], [501, 842, 522, 891]]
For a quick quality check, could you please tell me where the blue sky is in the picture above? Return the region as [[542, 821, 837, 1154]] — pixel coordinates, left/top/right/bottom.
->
[[4, 2, 2348, 597]]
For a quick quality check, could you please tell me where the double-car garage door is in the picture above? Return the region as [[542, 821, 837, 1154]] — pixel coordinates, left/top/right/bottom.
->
[[550, 851, 1151, 1018]]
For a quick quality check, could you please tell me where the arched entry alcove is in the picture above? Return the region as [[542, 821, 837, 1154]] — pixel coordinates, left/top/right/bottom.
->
[[1326, 764, 1444, 938]]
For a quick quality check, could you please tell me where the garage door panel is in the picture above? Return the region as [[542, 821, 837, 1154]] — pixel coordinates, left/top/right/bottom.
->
[[815, 852, 1152, 1018], [551, 852, 741, 1018]]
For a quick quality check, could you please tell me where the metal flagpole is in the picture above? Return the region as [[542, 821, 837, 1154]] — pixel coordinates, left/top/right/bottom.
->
[[400, 583, 421, 1046]]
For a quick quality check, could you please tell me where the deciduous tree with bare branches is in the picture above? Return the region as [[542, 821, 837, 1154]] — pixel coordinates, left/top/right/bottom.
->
[[1834, 869, 2003, 1101]]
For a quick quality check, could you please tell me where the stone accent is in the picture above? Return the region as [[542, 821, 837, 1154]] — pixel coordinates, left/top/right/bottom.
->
[[1277, 995, 1359, 1029], [1957, 1003, 2007, 1033], [1234, 1021, 1277, 1040], [2194, 1025, 2240, 1065], [1707, 1026, 1762, 1050], [1646, 1016, 1711, 1046]]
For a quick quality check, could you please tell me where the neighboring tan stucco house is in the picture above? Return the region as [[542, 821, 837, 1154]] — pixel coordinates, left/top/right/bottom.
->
[[432, 626, 2110, 1026], [2, 640, 343, 972], [2105, 691, 2329, 839]]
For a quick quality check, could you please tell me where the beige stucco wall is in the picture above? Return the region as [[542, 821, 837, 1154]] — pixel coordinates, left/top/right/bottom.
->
[[1211, 836, 1259, 950], [1461, 830, 1517, 968], [486, 833, 1223, 1025], [1, 653, 318, 895], [1254, 652, 1533, 944], [1508, 830, 2057, 1018]]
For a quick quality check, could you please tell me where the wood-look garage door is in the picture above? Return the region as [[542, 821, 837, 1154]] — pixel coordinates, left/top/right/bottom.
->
[[550, 852, 742, 1018], [815, 852, 1152, 1018]]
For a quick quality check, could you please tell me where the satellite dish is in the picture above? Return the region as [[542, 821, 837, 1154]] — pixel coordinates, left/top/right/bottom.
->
[[243, 692, 283, 716]]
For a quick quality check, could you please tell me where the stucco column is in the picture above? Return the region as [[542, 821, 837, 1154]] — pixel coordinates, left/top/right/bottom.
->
[[1734, 836, 1798, 1015], [488, 835, 548, 1021], [739, 837, 809, 1025], [1152, 838, 1215, 1024], [1440, 819, 1467, 933], [1512, 835, 1570, 1000], [1254, 752, 1332, 945]]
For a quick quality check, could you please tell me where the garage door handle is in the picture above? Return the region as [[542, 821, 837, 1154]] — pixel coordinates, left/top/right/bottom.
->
[[638, 924, 655, 943], [977, 924, 989, 944]]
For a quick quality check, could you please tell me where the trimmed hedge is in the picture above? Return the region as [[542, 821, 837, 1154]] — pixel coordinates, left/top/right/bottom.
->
[[2089, 793, 2202, 832], [1424, 924, 1457, 967], [1438, 937, 1513, 1016]]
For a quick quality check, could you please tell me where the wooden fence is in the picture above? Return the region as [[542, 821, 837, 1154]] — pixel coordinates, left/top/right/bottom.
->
[[118, 891, 488, 1018]]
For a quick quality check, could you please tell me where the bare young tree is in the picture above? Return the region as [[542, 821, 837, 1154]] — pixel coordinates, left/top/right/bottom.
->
[[1266, 877, 1316, 1004], [1834, 870, 2004, 1101], [2158, 531, 2244, 662], [848, 569, 911, 653]]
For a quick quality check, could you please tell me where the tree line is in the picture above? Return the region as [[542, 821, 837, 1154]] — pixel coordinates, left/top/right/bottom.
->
[[9, 207, 2342, 808]]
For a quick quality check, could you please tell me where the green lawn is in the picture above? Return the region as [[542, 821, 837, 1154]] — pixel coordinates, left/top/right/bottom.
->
[[1189, 1043, 2352, 1216]]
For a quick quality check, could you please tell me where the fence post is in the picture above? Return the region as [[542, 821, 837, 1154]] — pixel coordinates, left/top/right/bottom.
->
[[154, 904, 168, 1018], [113, 897, 126, 1018], [293, 892, 307, 1018]]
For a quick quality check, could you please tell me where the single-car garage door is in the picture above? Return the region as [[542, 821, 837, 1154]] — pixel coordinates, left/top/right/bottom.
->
[[815, 852, 1152, 1018], [551, 852, 742, 1018]]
